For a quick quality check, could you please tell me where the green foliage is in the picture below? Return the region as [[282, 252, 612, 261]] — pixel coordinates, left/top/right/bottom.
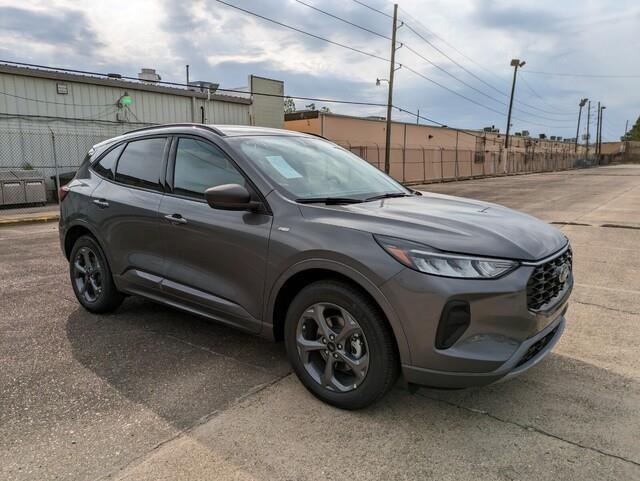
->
[[623, 116, 640, 141], [284, 97, 296, 114]]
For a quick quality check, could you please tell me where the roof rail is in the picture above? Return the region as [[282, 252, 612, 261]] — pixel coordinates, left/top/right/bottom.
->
[[124, 123, 226, 136]]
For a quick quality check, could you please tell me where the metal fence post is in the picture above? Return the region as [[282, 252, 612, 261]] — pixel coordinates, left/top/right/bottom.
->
[[50, 128, 61, 204], [440, 148, 444, 181], [422, 147, 426, 183]]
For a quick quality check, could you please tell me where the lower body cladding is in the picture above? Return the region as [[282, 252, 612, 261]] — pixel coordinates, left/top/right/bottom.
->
[[381, 264, 572, 389]]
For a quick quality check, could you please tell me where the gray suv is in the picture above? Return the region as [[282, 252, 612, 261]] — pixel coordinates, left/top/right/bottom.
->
[[59, 124, 573, 409]]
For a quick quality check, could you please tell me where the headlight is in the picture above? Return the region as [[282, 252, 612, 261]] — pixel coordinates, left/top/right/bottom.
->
[[375, 235, 518, 279]]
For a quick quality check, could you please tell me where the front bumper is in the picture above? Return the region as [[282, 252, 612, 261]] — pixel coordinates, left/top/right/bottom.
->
[[380, 258, 572, 389], [402, 312, 565, 388]]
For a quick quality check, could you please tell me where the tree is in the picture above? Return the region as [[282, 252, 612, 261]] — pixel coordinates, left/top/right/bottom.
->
[[623, 116, 640, 141], [320, 106, 331, 113], [284, 97, 296, 114], [305, 103, 316, 111]]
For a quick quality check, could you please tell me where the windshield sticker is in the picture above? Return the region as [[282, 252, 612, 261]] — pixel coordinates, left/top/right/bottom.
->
[[266, 155, 303, 179]]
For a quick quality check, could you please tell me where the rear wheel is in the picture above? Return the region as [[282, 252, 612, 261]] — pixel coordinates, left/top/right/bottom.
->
[[284, 280, 399, 409], [69, 235, 123, 313]]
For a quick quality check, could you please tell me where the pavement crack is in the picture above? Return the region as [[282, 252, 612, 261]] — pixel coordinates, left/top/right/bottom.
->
[[153, 331, 285, 376], [416, 391, 640, 468], [94, 373, 293, 481], [574, 300, 640, 316]]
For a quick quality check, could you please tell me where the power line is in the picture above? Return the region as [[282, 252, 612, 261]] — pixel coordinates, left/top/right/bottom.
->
[[201, 4, 573, 130], [294, 0, 390, 40], [350, 0, 392, 19], [397, 12, 579, 118], [401, 44, 574, 123], [0, 91, 113, 107], [286, 1, 572, 125], [397, 7, 509, 86], [213, 0, 389, 62]]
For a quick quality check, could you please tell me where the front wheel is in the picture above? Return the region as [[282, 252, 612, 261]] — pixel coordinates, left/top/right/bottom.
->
[[284, 280, 399, 409]]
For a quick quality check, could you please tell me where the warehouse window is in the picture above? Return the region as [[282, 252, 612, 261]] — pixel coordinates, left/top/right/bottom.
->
[[115, 138, 166, 191], [173, 138, 244, 199]]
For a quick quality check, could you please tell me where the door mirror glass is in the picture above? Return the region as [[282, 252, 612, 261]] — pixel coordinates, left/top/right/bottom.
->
[[205, 183, 260, 211]]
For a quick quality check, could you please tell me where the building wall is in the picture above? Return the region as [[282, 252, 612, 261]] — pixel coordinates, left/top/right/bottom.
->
[[249, 75, 284, 129], [0, 67, 250, 126], [0, 64, 262, 199], [285, 112, 580, 155]]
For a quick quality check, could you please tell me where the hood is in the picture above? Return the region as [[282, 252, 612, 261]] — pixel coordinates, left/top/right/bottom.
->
[[301, 193, 567, 261]]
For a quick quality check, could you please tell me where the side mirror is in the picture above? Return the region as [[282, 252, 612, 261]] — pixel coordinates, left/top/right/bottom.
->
[[204, 183, 261, 212]]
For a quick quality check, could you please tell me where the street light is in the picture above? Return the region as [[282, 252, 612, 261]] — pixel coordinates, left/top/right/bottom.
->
[[376, 78, 389, 86], [504, 59, 525, 150], [574, 98, 588, 154]]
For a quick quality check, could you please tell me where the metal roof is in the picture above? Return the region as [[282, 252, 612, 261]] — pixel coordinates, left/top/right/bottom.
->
[[0, 63, 251, 105]]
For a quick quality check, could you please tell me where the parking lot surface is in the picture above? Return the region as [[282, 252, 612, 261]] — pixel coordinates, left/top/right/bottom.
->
[[1, 164, 639, 480]]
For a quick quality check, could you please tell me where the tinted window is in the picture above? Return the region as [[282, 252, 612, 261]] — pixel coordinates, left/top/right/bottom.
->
[[173, 138, 245, 198], [229, 136, 407, 199], [115, 138, 166, 190], [93, 144, 124, 179]]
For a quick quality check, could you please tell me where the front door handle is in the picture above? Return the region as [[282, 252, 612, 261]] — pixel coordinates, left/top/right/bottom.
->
[[92, 199, 109, 208], [164, 213, 188, 225]]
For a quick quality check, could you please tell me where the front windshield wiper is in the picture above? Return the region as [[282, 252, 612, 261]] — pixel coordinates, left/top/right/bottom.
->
[[363, 192, 413, 202], [295, 197, 364, 205]]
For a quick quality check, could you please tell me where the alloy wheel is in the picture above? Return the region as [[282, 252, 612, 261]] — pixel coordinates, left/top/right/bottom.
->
[[296, 302, 370, 392], [73, 246, 104, 303]]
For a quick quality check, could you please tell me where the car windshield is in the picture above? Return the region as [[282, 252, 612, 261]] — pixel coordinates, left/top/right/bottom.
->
[[229, 135, 409, 201]]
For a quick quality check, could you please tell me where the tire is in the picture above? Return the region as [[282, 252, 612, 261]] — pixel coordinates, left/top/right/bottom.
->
[[284, 280, 399, 409], [69, 235, 123, 313]]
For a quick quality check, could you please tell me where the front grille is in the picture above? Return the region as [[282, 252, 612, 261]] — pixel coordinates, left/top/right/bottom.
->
[[526, 246, 572, 311], [516, 326, 559, 367]]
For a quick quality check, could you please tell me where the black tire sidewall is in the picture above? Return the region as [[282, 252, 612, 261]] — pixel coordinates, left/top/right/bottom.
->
[[69, 235, 122, 313], [284, 280, 398, 409]]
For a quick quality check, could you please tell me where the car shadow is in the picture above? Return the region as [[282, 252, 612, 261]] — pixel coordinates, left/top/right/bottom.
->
[[66, 296, 289, 430]]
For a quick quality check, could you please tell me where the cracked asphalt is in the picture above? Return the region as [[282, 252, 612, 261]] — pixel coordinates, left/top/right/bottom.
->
[[1, 164, 639, 480]]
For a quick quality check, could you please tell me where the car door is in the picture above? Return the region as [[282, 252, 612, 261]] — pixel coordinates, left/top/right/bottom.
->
[[158, 136, 273, 333], [90, 136, 169, 294]]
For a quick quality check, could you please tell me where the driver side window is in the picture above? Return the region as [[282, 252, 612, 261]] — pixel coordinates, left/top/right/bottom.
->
[[173, 138, 245, 199]]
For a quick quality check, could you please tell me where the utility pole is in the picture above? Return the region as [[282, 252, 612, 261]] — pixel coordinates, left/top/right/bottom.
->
[[599, 106, 606, 156], [595, 101, 601, 157], [586, 100, 591, 157], [383, 3, 399, 175], [625, 119, 629, 137], [186, 65, 190, 86], [416, 109, 419, 125], [575, 98, 588, 154], [505, 58, 525, 149]]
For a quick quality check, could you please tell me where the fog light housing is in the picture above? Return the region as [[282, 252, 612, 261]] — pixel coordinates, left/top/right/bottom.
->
[[436, 301, 470, 349]]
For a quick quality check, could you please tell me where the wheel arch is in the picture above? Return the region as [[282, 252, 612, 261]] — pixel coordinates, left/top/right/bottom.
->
[[63, 221, 112, 268], [264, 260, 412, 365]]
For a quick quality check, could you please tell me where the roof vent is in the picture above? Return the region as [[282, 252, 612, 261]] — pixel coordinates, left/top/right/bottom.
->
[[138, 68, 161, 83]]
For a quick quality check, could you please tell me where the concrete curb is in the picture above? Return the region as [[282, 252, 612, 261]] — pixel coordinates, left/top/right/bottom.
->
[[0, 213, 60, 226]]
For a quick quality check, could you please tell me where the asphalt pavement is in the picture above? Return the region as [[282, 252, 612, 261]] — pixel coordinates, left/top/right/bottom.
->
[[1, 164, 639, 480]]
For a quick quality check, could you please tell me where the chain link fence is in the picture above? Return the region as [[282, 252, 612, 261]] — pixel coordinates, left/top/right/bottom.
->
[[339, 142, 595, 185], [0, 120, 599, 215], [0, 120, 153, 213]]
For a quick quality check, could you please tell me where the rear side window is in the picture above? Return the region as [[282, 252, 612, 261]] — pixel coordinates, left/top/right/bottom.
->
[[173, 138, 245, 199], [115, 138, 166, 191], [93, 144, 124, 180]]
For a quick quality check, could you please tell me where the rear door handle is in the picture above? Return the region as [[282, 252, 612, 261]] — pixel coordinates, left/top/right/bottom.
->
[[92, 199, 109, 208], [164, 213, 188, 225]]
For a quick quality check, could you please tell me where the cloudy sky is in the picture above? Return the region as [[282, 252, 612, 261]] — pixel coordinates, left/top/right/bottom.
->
[[0, 0, 638, 140]]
